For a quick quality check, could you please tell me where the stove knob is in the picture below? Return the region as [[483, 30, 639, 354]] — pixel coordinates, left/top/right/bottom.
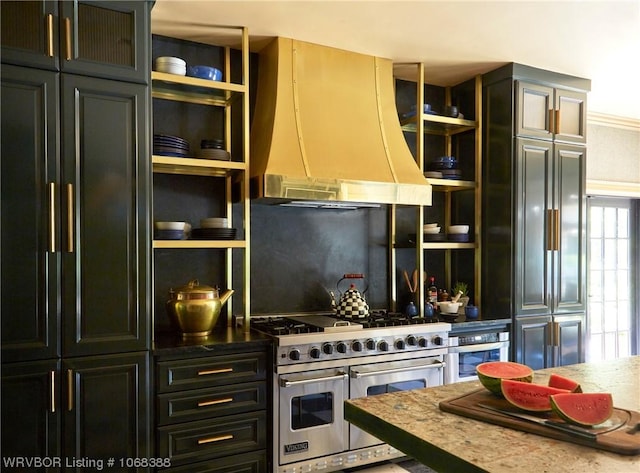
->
[[418, 337, 428, 348], [432, 335, 444, 346], [378, 340, 389, 351], [395, 339, 406, 350], [337, 342, 348, 354], [309, 347, 321, 359], [365, 339, 376, 350], [352, 340, 363, 352], [289, 349, 301, 361], [406, 335, 417, 346], [322, 343, 334, 355]]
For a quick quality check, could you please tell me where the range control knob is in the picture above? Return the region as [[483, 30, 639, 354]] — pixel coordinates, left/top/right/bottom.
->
[[365, 339, 376, 350], [352, 340, 363, 352], [418, 337, 428, 348], [289, 349, 301, 361], [309, 347, 321, 359], [395, 339, 406, 350], [406, 335, 417, 346], [337, 342, 348, 354], [378, 340, 389, 351], [322, 343, 334, 355], [432, 335, 444, 346]]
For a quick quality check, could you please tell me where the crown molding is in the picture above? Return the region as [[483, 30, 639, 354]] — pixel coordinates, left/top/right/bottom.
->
[[587, 112, 640, 130], [586, 179, 640, 198]]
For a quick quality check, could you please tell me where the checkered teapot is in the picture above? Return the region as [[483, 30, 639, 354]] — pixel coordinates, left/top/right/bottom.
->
[[333, 273, 370, 319]]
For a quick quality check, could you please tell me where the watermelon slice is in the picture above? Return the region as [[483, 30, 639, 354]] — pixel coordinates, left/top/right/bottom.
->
[[476, 361, 533, 396], [550, 392, 614, 427], [548, 373, 582, 393], [501, 379, 570, 412]]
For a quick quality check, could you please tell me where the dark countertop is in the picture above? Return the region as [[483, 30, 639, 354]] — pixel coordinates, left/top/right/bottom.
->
[[345, 356, 640, 473], [153, 327, 272, 358]]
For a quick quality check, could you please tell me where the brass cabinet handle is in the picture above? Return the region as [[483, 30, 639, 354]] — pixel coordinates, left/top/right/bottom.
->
[[64, 17, 72, 60], [66, 183, 73, 252], [46, 14, 54, 57], [50, 370, 56, 413], [198, 397, 233, 408], [67, 369, 73, 411], [548, 109, 554, 134], [551, 321, 561, 347], [546, 209, 554, 251], [554, 209, 560, 251], [197, 434, 233, 445], [555, 109, 561, 134], [197, 367, 233, 376], [48, 182, 56, 252]]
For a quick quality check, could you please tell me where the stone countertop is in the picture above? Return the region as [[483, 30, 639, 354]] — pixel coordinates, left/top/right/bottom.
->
[[153, 327, 271, 358], [345, 356, 640, 473]]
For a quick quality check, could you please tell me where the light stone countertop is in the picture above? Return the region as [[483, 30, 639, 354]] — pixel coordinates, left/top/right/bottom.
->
[[345, 356, 640, 473]]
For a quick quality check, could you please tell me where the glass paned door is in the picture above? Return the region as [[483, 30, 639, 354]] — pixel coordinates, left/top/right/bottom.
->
[[587, 197, 636, 361]]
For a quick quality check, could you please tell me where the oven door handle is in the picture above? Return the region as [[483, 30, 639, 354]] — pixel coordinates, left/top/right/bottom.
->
[[280, 371, 348, 388], [447, 341, 509, 354], [350, 360, 445, 378]]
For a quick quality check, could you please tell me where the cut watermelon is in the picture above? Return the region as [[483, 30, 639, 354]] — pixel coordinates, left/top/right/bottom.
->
[[501, 379, 570, 412], [550, 392, 614, 427], [476, 361, 533, 396], [548, 373, 582, 393]]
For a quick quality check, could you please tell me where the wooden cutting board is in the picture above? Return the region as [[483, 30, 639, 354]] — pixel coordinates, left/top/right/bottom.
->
[[439, 388, 640, 455]]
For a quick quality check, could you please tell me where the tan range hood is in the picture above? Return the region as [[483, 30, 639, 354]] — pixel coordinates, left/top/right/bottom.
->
[[250, 37, 432, 208]]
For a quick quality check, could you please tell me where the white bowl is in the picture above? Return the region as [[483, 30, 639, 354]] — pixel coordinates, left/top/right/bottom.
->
[[439, 301, 461, 314], [423, 223, 438, 228], [448, 225, 470, 234], [200, 217, 228, 228], [155, 56, 186, 67], [155, 221, 186, 231], [423, 226, 441, 234], [156, 63, 186, 75]]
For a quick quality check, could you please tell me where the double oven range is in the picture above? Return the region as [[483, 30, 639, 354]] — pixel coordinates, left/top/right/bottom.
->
[[251, 313, 450, 473]]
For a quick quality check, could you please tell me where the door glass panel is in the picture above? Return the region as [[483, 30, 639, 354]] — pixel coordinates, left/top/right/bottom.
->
[[458, 348, 501, 378], [78, 4, 134, 66], [0, 1, 43, 51], [291, 392, 333, 430]]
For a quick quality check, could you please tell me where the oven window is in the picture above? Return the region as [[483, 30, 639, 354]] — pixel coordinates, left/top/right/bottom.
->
[[291, 392, 334, 430], [366, 379, 426, 396], [459, 348, 501, 377]]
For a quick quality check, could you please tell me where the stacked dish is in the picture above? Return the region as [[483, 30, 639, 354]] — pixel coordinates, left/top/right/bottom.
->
[[447, 224, 470, 242], [154, 221, 187, 240], [153, 134, 190, 157], [155, 56, 186, 75], [200, 217, 228, 228], [422, 223, 446, 241], [196, 139, 230, 160], [191, 227, 236, 240]]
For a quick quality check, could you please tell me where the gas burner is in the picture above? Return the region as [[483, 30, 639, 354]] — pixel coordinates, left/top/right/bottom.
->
[[250, 317, 323, 336]]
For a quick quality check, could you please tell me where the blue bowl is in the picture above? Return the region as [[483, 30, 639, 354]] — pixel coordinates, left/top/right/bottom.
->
[[431, 156, 457, 170], [187, 65, 222, 81]]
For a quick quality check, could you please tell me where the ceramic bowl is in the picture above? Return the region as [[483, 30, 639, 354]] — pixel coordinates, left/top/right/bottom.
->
[[155, 221, 186, 231], [439, 301, 461, 314], [423, 226, 441, 234], [448, 225, 470, 234], [187, 65, 222, 81]]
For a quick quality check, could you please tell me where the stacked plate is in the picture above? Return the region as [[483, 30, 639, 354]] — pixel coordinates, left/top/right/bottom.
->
[[191, 228, 237, 240], [154, 221, 188, 240], [196, 139, 231, 160], [201, 217, 228, 228], [155, 56, 186, 76], [154, 134, 190, 157]]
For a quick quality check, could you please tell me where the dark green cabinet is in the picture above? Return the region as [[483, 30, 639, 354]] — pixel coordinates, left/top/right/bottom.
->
[[0, 0, 150, 83], [482, 63, 588, 367]]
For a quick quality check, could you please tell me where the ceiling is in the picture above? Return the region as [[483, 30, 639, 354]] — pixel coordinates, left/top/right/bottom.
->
[[151, 0, 640, 120]]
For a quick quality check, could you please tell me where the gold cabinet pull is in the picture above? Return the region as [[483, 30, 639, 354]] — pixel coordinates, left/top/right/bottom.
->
[[67, 369, 73, 411], [197, 367, 233, 376], [554, 209, 560, 251], [198, 397, 233, 408], [546, 209, 554, 251], [64, 17, 72, 60], [46, 14, 54, 57], [197, 434, 233, 445], [48, 182, 56, 252], [66, 183, 73, 252], [555, 109, 561, 134], [50, 370, 56, 413], [551, 321, 561, 347]]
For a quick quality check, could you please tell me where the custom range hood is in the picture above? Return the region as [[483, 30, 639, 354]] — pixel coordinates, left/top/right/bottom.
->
[[250, 37, 432, 208]]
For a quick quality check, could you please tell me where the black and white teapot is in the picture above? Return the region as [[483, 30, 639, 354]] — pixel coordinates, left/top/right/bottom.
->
[[331, 273, 369, 319]]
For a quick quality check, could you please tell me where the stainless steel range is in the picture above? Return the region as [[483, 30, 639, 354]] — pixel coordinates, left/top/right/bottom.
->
[[251, 312, 450, 473]]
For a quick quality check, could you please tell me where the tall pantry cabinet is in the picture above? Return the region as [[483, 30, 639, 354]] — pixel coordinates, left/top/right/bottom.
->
[[482, 63, 590, 369], [1, 0, 152, 468]]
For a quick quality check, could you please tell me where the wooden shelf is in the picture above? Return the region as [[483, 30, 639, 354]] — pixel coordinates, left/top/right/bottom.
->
[[152, 155, 246, 177], [151, 71, 246, 106], [153, 239, 246, 249], [426, 178, 476, 191], [401, 113, 477, 135]]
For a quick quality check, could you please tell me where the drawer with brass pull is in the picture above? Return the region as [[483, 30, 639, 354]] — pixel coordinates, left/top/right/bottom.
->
[[157, 411, 267, 466], [156, 352, 266, 393], [157, 381, 266, 426]]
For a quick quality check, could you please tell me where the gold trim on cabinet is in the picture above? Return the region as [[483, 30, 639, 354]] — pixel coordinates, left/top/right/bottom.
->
[[66, 183, 73, 252], [64, 17, 71, 60], [546, 209, 554, 251], [50, 370, 56, 413], [67, 369, 73, 411], [197, 397, 233, 408], [554, 209, 560, 251], [48, 182, 56, 252], [46, 14, 54, 57], [197, 434, 233, 445], [197, 367, 233, 376]]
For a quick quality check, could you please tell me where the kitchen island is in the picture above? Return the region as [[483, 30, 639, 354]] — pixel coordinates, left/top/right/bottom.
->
[[345, 356, 640, 472]]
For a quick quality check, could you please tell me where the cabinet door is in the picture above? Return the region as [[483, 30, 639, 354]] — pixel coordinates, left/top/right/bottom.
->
[[553, 144, 586, 313], [59, 0, 150, 83], [552, 313, 585, 367], [514, 138, 553, 316], [516, 81, 553, 140], [0, 0, 59, 70], [555, 89, 587, 144], [1, 65, 60, 362], [61, 74, 150, 356], [514, 315, 553, 370], [64, 352, 150, 469], [1, 360, 61, 466]]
